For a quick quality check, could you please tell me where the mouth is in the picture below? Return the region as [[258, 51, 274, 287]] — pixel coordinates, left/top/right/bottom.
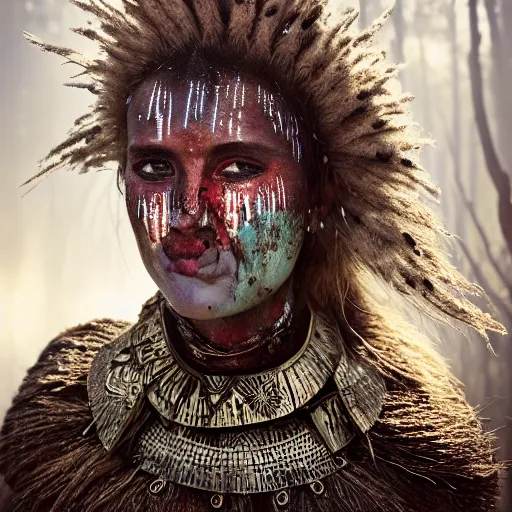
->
[[166, 247, 220, 279], [196, 247, 221, 279], [160, 224, 229, 279]]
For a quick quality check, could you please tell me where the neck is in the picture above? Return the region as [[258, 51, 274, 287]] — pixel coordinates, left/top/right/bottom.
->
[[190, 283, 291, 351], [162, 280, 311, 375]]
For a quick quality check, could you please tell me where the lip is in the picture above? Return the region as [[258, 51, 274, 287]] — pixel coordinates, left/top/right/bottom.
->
[[167, 258, 200, 277], [166, 248, 221, 279], [196, 248, 222, 280]]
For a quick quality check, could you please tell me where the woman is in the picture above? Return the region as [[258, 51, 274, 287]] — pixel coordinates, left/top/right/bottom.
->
[[0, 0, 504, 510]]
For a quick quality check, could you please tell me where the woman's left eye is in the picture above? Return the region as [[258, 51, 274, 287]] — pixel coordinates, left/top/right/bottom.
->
[[219, 161, 264, 180]]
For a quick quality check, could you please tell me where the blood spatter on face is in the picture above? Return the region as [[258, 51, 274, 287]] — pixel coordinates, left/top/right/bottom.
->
[[199, 181, 231, 248], [124, 70, 307, 324], [257, 287, 274, 298], [161, 232, 207, 260]]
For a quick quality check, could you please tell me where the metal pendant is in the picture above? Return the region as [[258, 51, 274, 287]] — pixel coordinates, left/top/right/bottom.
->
[[210, 494, 224, 509], [273, 489, 290, 511]]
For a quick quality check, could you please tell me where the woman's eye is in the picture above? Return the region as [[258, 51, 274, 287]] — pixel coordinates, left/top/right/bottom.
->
[[135, 160, 174, 181], [220, 161, 263, 180]]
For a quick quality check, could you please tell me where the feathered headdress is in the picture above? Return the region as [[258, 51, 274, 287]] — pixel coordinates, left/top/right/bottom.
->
[[24, 0, 505, 341]]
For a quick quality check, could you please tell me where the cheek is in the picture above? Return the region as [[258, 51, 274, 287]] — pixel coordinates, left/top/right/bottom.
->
[[232, 196, 304, 304], [222, 161, 305, 236], [265, 160, 306, 212], [126, 177, 174, 244], [225, 162, 305, 290]]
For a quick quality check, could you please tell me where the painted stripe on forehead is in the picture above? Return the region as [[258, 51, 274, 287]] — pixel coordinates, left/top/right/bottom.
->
[[132, 74, 303, 162]]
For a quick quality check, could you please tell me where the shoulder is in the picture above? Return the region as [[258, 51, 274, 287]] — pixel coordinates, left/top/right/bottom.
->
[[0, 317, 131, 497], [14, 318, 131, 400], [366, 360, 502, 511], [1, 316, 131, 418], [343, 311, 502, 511]]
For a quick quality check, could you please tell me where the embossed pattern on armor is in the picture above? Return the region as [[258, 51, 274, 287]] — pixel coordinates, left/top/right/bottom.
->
[[310, 393, 355, 453], [90, 296, 342, 431], [334, 356, 386, 433], [88, 328, 146, 451], [88, 295, 387, 496], [148, 313, 340, 428], [136, 418, 344, 494]]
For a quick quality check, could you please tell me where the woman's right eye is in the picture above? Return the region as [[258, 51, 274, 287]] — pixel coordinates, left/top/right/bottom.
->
[[134, 160, 175, 181]]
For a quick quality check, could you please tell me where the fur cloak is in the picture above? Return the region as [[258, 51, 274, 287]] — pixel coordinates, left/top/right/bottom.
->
[[0, 296, 501, 512]]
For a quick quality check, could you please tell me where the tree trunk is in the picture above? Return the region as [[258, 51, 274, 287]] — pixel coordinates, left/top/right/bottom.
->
[[392, 0, 406, 88], [469, 5, 512, 509], [468, 0, 512, 257], [501, 0, 512, 51], [448, 0, 466, 242], [484, 0, 512, 178], [359, 0, 368, 30]]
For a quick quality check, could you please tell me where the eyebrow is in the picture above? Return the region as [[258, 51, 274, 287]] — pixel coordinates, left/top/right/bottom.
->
[[128, 142, 176, 160], [128, 140, 290, 162], [208, 141, 289, 161]]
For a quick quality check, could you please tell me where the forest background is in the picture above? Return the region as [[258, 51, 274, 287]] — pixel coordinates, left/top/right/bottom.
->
[[0, 0, 511, 508]]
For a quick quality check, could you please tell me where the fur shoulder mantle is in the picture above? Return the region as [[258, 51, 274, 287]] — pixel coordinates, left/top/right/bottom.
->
[[0, 299, 501, 512]]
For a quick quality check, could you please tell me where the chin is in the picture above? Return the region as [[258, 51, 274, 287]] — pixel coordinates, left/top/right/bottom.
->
[[158, 272, 240, 320], [158, 274, 284, 320], [146, 250, 293, 320]]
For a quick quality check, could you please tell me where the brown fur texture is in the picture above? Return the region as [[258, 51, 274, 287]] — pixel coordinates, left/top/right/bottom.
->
[[0, 297, 502, 512]]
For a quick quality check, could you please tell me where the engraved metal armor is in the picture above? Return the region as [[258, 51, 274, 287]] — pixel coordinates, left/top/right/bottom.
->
[[88, 295, 386, 500]]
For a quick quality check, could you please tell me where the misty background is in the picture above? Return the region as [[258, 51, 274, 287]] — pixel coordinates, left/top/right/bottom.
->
[[1, 0, 511, 508]]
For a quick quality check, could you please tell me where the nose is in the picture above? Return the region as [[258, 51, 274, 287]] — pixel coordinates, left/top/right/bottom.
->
[[179, 170, 202, 216], [194, 226, 216, 249], [169, 169, 208, 233], [169, 210, 199, 232]]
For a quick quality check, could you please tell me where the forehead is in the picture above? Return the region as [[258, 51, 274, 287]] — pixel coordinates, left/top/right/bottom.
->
[[127, 69, 302, 158]]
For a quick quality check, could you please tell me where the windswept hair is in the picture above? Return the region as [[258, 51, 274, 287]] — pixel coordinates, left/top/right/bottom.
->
[[25, 0, 504, 348]]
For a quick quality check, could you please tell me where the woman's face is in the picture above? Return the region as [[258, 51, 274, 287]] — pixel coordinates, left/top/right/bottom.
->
[[125, 70, 307, 320]]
